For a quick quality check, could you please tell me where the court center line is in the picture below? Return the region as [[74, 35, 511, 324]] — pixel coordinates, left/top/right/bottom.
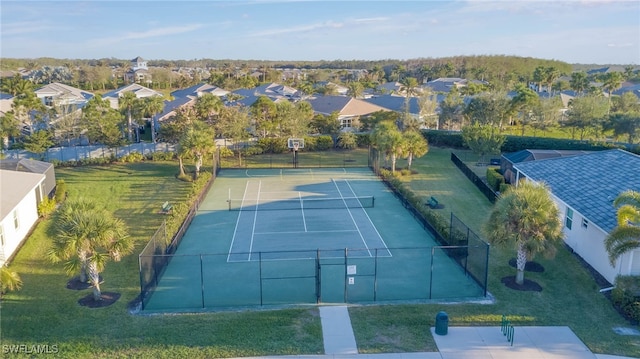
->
[[299, 191, 308, 232], [344, 179, 392, 257], [248, 180, 262, 261], [332, 178, 373, 257], [227, 180, 251, 262]]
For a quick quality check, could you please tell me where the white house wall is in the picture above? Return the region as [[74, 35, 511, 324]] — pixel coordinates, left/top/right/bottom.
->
[[1, 185, 40, 266], [552, 194, 627, 284]]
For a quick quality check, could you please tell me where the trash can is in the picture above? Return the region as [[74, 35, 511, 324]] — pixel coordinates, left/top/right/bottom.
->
[[435, 311, 448, 335]]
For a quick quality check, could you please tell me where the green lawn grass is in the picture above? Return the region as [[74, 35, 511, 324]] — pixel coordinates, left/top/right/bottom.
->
[[1, 161, 323, 358], [2, 151, 639, 358], [350, 147, 640, 356]]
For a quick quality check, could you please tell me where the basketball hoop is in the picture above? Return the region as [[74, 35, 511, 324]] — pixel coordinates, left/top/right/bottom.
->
[[293, 142, 299, 151]]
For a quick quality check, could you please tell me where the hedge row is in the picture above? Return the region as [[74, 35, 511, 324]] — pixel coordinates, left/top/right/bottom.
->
[[486, 168, 505, 192], [422, 130, 638, 154]]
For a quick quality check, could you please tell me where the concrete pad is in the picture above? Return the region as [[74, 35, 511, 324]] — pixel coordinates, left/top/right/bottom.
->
[[431, 326, 598, 359], [319, 306, 358, 355]]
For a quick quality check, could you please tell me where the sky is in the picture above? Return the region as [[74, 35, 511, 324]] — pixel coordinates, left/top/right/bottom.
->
[[1, 0, 639, 65]]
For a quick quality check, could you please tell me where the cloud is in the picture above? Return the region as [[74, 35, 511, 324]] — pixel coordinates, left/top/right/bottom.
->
[[248, 21, 344, 37], [91, 24, 206, 46], [1, 21, 52, 35]]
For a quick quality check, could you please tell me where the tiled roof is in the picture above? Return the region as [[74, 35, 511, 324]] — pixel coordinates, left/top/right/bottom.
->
[[514, 149, 640, 233], [364, 94, 445, 114], [0, 169, 45, 220]]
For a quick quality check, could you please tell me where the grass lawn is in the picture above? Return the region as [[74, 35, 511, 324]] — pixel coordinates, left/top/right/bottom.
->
[[1, 150, 639, 358], [350, 147, 640, 356], [1, 161, 323, 358]]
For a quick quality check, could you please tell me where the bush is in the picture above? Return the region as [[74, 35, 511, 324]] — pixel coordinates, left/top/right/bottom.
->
[[612, 276, 640, 324], [257, 138, 288, 153], [120, 152, 145, 163], [218, 147, 234, 158], [315, 136, 334, 151], [356, 133, 371, 148], [486, 168, 505, 191], [151, 151, 175, 161], [498, 182, 511, 194], [37, 197, 57, 218], [54, 180, 67, 203]]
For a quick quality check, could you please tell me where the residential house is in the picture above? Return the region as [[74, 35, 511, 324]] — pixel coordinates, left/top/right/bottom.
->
[[34, 82, 94, 108], [0, 159, 56, 267], [306, 95, 389, 130], [125, 56, 152, 84], [364, 93, 446, 129], [423, 78, 468, 93], [314, 82, 349, 96], [501, 149, 591, 184], [102, 84, 163, 110], [171, 83, 229, 99], [512, 149, 640, 284]]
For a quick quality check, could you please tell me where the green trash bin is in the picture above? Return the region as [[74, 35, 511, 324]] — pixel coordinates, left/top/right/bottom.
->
[[435, 311, 448, 335]]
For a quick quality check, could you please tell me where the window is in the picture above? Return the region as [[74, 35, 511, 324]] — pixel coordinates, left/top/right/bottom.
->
[[582, 218, 589, 229], [565, 208, 573, 230], [13, 210, 19, 230]]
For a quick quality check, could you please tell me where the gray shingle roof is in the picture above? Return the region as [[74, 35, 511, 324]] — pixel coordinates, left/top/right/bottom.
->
[[514, 149, 640, 233]]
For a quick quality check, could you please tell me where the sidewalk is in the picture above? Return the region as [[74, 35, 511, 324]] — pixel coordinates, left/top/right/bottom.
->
[[234, 306, 637, 359]]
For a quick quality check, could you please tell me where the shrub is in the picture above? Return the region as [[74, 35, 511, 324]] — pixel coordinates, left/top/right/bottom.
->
[[151, 151, 175, 161], [356, 133, 371, 147], [612, 276, 640, 324], [37, 197, 57, 218], [218, 147, 234, 158], [54, 180, 67, 203], [498, 182, 511, 194], [315, 136, 334, 151], [242, 146, 264, 156], [257, 138, 288, 153], [302, 136, 317, 151], [120, 152, 145, 163], [486, 168, 505, 191]]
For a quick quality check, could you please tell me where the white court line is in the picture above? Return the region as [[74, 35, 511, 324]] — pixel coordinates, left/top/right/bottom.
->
[[227, 180, 251, 262], [344, 179, 392, 257], [248, 180, 262, 261], [299, 191, 308, 232], [332, 178, 372, 257], [255, 229, 358, 235]]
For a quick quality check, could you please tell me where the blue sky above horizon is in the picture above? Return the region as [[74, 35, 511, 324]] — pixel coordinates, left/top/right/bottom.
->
[[1, 1, 638, 65]]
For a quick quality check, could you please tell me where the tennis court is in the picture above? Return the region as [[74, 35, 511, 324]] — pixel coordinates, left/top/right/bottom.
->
[[140, 168, 487, 311]]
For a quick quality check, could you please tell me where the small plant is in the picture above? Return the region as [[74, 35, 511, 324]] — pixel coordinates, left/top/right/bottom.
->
[[37, 197, 57, 218]]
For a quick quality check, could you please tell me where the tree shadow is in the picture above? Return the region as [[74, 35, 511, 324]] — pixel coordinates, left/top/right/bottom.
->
[[508, 258, 545, 272], [78, 292, 120, 308]]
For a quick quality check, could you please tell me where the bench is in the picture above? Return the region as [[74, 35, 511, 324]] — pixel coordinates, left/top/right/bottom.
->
[[427, 196, 439, 209], [160, 201, 173, 214]]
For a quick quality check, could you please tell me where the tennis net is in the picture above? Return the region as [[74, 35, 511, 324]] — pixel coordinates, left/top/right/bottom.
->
[[228, 196, 375, 211]]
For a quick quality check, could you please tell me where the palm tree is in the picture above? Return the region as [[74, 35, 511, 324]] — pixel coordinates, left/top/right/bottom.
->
[[118, 91, 139, 142], [601, 72, 624, 114], [371, 121, 404, 174], [605, 190, 640, 266], [178, 121, 215, 179], [0, 266, 23, 297], [138, 96, 165, 143], [483, 181, 564, 285], [0, 112, 20, 149], [400, 130, 428, 170], [49, 198, 132, 301]]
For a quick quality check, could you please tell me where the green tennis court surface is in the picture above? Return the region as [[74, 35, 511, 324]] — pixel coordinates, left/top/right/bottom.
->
[[141, 168, 486, 311]]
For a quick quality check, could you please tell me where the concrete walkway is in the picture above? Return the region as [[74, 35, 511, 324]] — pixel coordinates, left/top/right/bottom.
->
[[319, 306, 358, 355], [233, 306, 637, 359]]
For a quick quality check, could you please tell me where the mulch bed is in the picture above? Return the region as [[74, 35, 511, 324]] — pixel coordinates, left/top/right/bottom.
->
[[78, 292, 121, 308], [508, 258, 545, 273], [66, 276, 102, 290], [501, 276, 543, 292]]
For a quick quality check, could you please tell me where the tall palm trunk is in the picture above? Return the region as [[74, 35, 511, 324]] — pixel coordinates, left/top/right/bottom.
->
[[194, 154, 203, 179], [178, 156, 185, 177], [88, 262, 102, 301], [79, 250, 88, 283], [516, 242, 527, 285], [127, 109, 133, 142]]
